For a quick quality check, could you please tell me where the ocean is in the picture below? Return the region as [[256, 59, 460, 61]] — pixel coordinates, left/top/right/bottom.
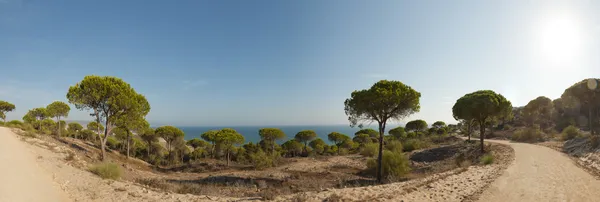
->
[[178, 125, 400, 144]]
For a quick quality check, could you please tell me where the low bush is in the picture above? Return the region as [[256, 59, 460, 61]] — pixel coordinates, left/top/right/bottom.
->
[[365, 150, 410, 180], [561, 125, 580, 141], [360, 143, 378, 157], [511, 127, 543, 143], [385, 140, 403, 154], [106, 136, 120, 150], [402, 139, 425, 152], [89, 162, 122, 180], [480, 154, 494, 165], [338, 148, 349, 155], [249, 149, 273, 170]]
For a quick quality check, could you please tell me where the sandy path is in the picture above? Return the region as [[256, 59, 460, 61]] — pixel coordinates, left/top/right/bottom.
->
[[0, 127, 71, 202], [479, 139, 600, 201]]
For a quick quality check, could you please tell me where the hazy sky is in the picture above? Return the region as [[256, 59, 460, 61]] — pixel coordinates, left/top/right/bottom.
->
[[1, 0, 600, 126]]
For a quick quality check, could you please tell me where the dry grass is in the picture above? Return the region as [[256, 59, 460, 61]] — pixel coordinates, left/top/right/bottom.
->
[[89, 162, 122, 180]]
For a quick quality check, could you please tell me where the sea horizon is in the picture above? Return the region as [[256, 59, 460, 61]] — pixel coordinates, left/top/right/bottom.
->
[[177, 124, 403, 144]]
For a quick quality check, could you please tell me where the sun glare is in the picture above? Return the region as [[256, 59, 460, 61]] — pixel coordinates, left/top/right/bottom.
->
[[537, 17, 583, 65]]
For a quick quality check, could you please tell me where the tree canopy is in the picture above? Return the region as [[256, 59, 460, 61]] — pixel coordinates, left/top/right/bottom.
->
[[453, 90, 512, 152], [187, 138, 209, 149], [388, 126, 406, 140], [523, 96, 553, 127], [295, 130, 317, 151], [327, 132, 350, 146], [87, 121, 104, 133], [282, 139, 303, 157], [67, 122, 83, 137], [561, 78, 600, 134], [405, 120, 428, 132], [353, 133, 373, 145], [215, 128, 245, 166], [139, 127, 158, 157], [0, 101, 15, 123], [67, 75, 147, 160], [354, 128, 379, 138], [46, 101, 71, 136], [432, 121, 446, 129], [258, 128, 286, 153], [155, 125, 185, 153], [23, 107, 48, 130], [344, 80, 420, 183]]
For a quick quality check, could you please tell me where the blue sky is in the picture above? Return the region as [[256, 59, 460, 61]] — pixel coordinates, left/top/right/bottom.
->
[[1, 0, 600, 126]]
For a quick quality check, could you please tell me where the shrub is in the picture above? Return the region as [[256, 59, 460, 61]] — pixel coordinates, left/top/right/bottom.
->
[[511, 127, 543, 143], [402, 139, 424, 152], [360, 143, 379, 157], [89, 162, 122, 180], [366, 150, 410, 180], [385, 140, 403, 154], [106, 136, 120, 150], [249, 149, 273, 170], [480, 154, 494, 165], [338, 148, 349, 155], [562, 125, 580, 141]]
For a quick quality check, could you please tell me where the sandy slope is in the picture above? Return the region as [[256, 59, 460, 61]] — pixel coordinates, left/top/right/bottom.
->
[[479, 140, 600, 201], [0, 127, 71, 202]]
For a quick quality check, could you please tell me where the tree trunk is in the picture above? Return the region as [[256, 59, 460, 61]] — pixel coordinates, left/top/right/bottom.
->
[[479, 120, 486, 153], [126, 129, 131, 159], [211, 142, 215, 158], [95, 111, 101, 145], [226, 149, 230, 166], [100, 120, 112, 161], [101, 139, 106, 161], [304, 142, 308, 154], [467, 121, 472, 141], [376, 121, 386, 183], [147, 141, 151, 157], [57, 117, 61, 137], [272, 141, 275, 154]]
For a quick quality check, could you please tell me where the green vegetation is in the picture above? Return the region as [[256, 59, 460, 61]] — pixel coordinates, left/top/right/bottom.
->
[[258, 128, 286, 154], [561, 125, 580, 141], [249, 149, 273, 170], [0, 100, 16, 124], [405, 120, 428, 132], [402, 139, 425, 152], [67, 75, 149, 161], [366, 150, 411, 180], [480, 154, 494, 165], [432, 121, 446, 129], [345, 80, 421, 183], [511, 126, 543, 143], [360, 142, 379, 157], [388, 126, 406, 140], [46, 101, 70, 136], [215, 128, 245, 166], [453, 90, 512, 152], [89, 162, 122, 180], [295, 130, 317, 153]]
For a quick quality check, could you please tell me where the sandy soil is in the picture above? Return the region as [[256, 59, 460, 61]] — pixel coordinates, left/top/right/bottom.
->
[[274, 143, 514, 202], [3, 126, 517, 202], [479, 139, 600, 201], [0, 127, 71, 202], [2, 127, 245, 202]]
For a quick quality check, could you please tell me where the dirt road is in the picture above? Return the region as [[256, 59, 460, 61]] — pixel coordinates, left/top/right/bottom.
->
[[0, 127, 70, 202], [479, 139, 600, 201]]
